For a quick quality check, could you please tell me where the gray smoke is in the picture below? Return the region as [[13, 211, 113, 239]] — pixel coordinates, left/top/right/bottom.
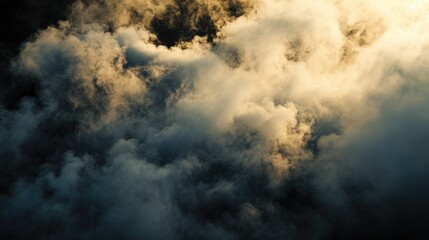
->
[[1, 0, 429, 239]]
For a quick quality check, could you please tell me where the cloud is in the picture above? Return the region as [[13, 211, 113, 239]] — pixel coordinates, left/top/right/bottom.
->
[[2, 0, 429, 239]]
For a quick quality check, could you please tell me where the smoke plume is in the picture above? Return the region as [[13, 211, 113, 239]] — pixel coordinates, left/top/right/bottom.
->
[[1, 0, 429, 239]]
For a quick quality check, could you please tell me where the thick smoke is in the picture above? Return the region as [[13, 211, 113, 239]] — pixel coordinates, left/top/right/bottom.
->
[[1, 0, 429, 239]]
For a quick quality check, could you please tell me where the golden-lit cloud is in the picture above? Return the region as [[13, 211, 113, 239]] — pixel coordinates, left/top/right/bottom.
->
[[2, 0, 429, 239]]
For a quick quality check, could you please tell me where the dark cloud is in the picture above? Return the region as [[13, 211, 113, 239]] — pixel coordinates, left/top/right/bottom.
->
[[1, 0, 429, 239]]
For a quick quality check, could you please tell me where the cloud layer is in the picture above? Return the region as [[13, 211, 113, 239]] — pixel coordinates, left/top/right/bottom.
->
[[2, 0, 429, 239]]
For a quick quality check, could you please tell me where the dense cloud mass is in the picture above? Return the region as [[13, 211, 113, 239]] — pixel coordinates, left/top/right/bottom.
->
[[1, 0, 429, 239]]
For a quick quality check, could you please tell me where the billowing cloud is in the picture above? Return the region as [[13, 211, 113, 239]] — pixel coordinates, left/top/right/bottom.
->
[[1, 0, 429, 239]]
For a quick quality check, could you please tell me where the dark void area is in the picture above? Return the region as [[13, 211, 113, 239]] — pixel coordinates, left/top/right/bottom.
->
[[150, 0, 247, 47], [0, 0, 74, 110]]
